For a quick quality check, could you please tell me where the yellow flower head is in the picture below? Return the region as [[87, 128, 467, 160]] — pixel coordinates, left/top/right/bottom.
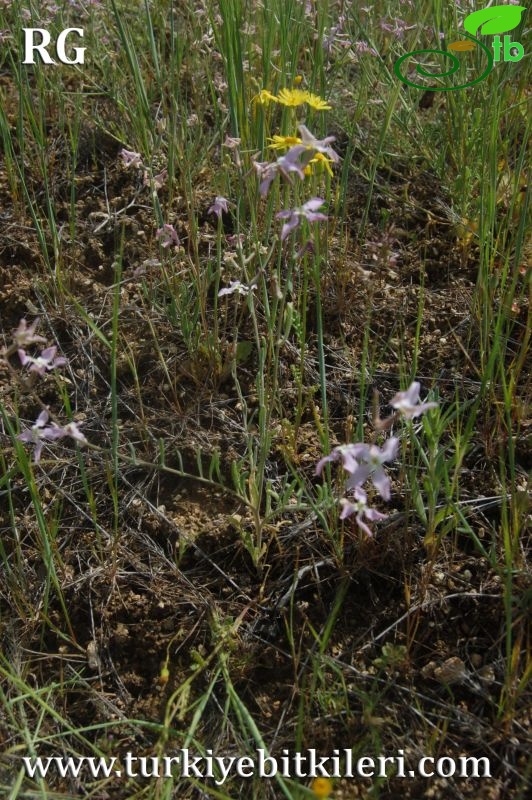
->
[[304, 152, 334, 177], [305, 92, 332, 111], [311, 777, 333, 798], [268, 135, 302, 150], [277, 88, 310, 107], [276, 88, 332, 110], [252, 89, 278, 106]]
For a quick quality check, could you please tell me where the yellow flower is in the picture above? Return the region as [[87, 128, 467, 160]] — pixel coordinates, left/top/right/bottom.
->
[[311, 777, 333, 798], [252, 89, 278, 106], [304, 152, 334, 177], [294, 75, 304, 85], [267, 135, 302, 150], [277, 88, 310, 107], [276, 88, 332, 110], [305, 92, 332, 111]]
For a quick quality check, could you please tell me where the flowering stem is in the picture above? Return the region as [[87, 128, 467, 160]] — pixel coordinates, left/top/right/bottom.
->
[[312, 246, 329, 453], [213, 216, 223, 347], [294, 246, 310, 436]]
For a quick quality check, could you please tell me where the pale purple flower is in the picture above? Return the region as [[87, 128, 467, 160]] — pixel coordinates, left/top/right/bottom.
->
[[353, 41, 379, 57], [252, 159, 270, 176], [156, 224, 180, 248], [223, 136, 241, 149], [62, 421, 88, 444], [223, 136, 242, 166], [208, 196, 231, 219], [344, 437, 399, 501], [120, 148, 142, 168], [255, 133, 338, 198], [317, 438, 398, 501], [145, 168, 167, 189], [379, 18, 414, 39], [339, 487, 387, 536], [18, 346, 67, 376], [316, 442, 374, 476], [390, 382, 438, 419], [17, 411, 65, 463], [257, 145, 316, 197], [277, 144, 313, 179], [218, 280, 257, 297], [226, 233, 245, 249], [298, 125, 340, 163], [322, 25, 352, 54], [256, 162, 279, 197], [12, 319, 47, 348], [276, 198, 328, 241], [17, 412, 87, 463]]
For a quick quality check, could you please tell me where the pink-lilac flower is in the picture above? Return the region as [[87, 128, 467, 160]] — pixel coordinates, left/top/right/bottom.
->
[[317, 437, 399, 501], [316, 442, 371, 476], [322, 23, 352, 55], [218, 280, 257, 297], [17, 412, 88, 463], [120, 148, 142, 168], [144, 168, 167, 189], [298, 125, 340, 163], [353, 41, 379, 57], [18, 346, 67, 376], [62, 421, 87, 443], [208, 196, 231, 219], [255, 161, 279, 197], [254, 127, 339, 198], [12, 319, 47, 348], [276, 197, 328, 241], [344, 438, 399, 501], [280, 144, 315, 175], [223, 136, 242, 166], [256, 145, 315, 197], [17, 411, 65, 463], [226, 233, 245, 249], [224, 136, 241, 149], [156, 224, 180, 248], [390, 382, 438, 419], [339, 487, 387, 536], [379, 18, 414, 39]]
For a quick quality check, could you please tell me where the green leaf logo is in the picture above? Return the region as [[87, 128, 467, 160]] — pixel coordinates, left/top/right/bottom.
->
[[464, 5, 526, 36]]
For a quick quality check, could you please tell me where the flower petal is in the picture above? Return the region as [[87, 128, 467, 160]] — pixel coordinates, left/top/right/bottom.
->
[[36, 410, 49, 427], [345, 463, 371, 489], [316, 452, 338, 475], [372, 466, 391, 501], [303, 197, 326, 212]]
